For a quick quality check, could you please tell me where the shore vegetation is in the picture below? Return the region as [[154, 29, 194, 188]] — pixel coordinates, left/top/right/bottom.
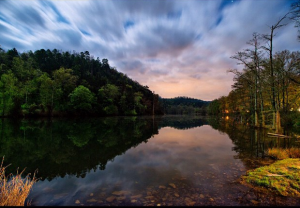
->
[[0, 158, 37, 206]]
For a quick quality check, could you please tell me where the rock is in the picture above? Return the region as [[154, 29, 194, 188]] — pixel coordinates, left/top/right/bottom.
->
[[251, 200, 259, 205], [147, 191, 152, 196], [157, 204, 161, 206], [75, 200, 80, 204], [131, 199, 137, 203], [174, 193, 179, 198], [87, 198, 97, 203], [112, 191, 130, 196], [184, 197, 196, 206], [145, 196, 154, 199], [131, 194, 142, 199], [53, 193, 68, 199], [90, 193, 94, 197], [159, 185, 166, 189], [99, 192, 106, 197], [199, 194, 205, 199], [169, 183, 176, 189], [106, 196, 116, 202], [117, 196, 126, 201], [209, 198, 214, 202], [42, 187, 53, 192]]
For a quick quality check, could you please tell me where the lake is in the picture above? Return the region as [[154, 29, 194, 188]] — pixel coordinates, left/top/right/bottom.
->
[[1, 116, 299, 206]]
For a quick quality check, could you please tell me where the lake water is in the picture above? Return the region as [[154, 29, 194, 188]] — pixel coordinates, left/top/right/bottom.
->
[[1, 116, 299, 206]]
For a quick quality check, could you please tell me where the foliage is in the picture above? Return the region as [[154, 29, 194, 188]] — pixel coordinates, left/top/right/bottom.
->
[[0, 71, 18, 116], [207, 99, 220, 115], [161, 96, 209, 115], [69, 85, 95, 113], [0, 48, 163, 117], [267, 147, 300, 159]]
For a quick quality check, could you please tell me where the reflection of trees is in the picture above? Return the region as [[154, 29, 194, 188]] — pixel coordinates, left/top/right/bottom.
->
[[67, 122, 94, 147], [208, 117, 300, 169], [0, 117, 156, 181], [157, 115, 208, 130], [0, 116, 216, 181]]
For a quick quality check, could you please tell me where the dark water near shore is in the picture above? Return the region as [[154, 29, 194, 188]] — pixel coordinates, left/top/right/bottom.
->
[[1, 116, 300, 206]]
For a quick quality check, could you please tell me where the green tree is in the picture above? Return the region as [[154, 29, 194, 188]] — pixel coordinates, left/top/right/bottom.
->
[[69, 85, 95, 113], [52, 67, 78, 112], [208, 99, 221, 115], [98, 84, 120, 115], [134, 91, 146, 114], [38, 73, 55, 114], [0, 71, 18, 116]]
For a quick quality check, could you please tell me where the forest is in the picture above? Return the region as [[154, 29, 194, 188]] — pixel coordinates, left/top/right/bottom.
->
[[0, 47, 164, 117], [161, 96, 209, 115], [208, 5, 300, 132]]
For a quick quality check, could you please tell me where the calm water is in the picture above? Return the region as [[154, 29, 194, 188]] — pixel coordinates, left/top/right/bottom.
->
[[1, 116, 300, 206]]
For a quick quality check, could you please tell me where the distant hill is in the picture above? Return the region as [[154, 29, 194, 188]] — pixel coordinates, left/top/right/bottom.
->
[[160, 96, 211, 115]]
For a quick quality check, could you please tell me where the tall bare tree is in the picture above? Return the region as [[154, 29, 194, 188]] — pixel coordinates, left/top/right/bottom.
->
[[261, 13, 290, 133]]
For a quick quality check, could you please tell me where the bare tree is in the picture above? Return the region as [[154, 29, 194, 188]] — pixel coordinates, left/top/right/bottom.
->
[[290, 0, 300, 40], [261, 13, 290, 133]]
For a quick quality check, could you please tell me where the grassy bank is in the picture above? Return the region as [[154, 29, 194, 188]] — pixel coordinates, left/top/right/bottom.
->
[[241, 148, 300, 197], [0, 158, 37, 206]]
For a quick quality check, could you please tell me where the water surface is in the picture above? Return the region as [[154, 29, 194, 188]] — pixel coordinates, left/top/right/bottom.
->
[[1, 116, 299, 206]]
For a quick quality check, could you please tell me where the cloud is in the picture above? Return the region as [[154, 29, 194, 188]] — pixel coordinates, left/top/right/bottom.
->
[[0, 0, 297, 101]]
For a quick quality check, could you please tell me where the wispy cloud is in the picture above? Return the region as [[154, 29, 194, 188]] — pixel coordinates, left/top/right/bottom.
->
[[0, 0, 298, 100]]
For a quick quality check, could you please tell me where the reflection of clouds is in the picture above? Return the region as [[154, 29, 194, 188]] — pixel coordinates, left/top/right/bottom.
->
[[1, 0, 296, 100], [30, 124, 238, 205]]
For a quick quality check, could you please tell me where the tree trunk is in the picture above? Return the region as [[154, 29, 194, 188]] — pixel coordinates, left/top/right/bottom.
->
[[262, 113, 266, 128], [270, 27, 277, 130], [272, 111, 276, 129], [255, 111, 259, 127], [275, 110, 282, 134]]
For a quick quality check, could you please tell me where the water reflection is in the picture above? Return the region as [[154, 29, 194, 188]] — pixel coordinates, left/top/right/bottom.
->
[[0, 116, 299, 206]]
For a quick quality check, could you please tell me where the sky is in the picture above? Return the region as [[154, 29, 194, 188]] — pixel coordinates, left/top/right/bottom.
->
[[0, 0, 299, 101]]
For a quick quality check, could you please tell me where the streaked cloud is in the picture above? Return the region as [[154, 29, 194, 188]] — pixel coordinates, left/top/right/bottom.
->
[[0, 0, 298, 100]]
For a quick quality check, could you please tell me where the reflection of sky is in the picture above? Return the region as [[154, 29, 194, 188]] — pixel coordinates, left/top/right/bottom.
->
[[29, 125, 240, 205], [1, 0, 297, 101]]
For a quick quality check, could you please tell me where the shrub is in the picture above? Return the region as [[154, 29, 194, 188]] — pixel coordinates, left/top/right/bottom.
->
[[0, 158, 37, 206], [267, 148, 289, 159]]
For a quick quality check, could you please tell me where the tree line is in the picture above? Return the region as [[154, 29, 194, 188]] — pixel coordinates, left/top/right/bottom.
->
[[0, 47, 164, 117], [208, 2, 300, 132], [161, 96, 209, 115]]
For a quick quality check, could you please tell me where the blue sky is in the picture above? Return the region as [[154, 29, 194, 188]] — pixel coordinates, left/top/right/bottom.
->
[[0, 0, 298, 100]]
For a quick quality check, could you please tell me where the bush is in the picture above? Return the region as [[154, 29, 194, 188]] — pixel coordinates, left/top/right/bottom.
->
[[0, 158, 37, 206], [267, 147, 300, 159]]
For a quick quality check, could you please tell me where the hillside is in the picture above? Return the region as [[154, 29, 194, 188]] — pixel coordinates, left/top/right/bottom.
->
[[161, 96, 210, 115], [0, 48, 163, 117]]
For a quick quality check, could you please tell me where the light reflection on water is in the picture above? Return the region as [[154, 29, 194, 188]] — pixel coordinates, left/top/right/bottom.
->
[[31, 125, 242, 206], [1, 116, 299, 206]]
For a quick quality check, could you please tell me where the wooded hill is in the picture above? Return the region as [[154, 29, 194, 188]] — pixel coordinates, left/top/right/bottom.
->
[[161, 96, 210, 115], [0, 47, 164, 117]]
